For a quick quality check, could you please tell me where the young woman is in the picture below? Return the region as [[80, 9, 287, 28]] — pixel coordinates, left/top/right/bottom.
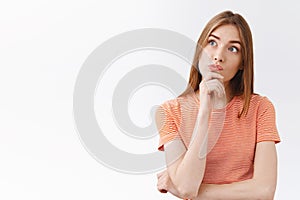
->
[[155, 11, 281, 200]]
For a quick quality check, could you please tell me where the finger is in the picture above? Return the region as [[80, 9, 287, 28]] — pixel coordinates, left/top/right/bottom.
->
[[156, 170, 167, 179], [158, 189, 168, 193], [205, 79, 221, 91], [157, 179, 168, 193], [204, 72, 224, 81], [214, 81, 225, 97], [157, 171, 169, 183], [205, 79, 225, 96]]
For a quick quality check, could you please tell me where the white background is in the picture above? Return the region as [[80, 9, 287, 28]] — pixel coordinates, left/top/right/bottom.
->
[[1, 0, 299, 199]]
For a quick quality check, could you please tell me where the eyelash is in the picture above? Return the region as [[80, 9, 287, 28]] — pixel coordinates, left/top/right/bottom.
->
[[229, 46, 239, 53], [208, 40, 217, 46], [208, 39, 239, 53]]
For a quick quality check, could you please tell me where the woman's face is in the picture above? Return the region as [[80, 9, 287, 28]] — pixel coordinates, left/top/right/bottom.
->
[[199, 24, 242, 84]]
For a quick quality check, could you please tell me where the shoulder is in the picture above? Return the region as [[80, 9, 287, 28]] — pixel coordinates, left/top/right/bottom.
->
[[232, 94, 274, 109], [250, 94, 275, 108], [159, 97, 181, 115], [247, 94, 277, 116], [159, 93, 196, 111]]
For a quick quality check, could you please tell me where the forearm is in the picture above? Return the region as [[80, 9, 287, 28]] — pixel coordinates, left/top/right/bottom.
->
[[194, 142, 278, 200], [195, 178, 275, 200], [170, 110, 210, 198]]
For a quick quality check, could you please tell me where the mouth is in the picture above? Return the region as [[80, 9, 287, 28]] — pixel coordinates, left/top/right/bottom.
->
[[208, 64, 223, 71]]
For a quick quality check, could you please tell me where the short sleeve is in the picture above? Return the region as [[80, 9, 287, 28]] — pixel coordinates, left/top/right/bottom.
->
[[155, 99, 182, 151], [256, 97, 281, 143]]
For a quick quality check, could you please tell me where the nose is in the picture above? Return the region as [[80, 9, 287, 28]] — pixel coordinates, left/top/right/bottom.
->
[[214, 48, 225, 63], [214, 56, 223, 62]]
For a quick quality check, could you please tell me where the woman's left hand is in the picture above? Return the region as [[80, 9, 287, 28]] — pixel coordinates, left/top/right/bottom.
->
[[157, 170, 168, 193], [157, 170, 184, 198]]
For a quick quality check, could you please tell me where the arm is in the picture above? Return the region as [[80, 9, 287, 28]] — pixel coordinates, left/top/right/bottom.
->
[[195, 141, 278, 200], [155, 106, 210, 199], [155, 73, 225, 199]]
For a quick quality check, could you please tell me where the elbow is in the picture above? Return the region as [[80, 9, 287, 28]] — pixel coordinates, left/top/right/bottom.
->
[[256, 185, 276, 200], [176, 185, 199, 199]]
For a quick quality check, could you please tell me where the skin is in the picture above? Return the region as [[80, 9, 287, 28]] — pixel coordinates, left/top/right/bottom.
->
[[156, 24, 278, 200], [157, 141, 278, 200], [197, 24, 243, 103], [205, 24, 242, 83]]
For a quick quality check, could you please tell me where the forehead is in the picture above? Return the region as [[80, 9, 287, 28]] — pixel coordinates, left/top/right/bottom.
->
[[210, 24, 241, 43]]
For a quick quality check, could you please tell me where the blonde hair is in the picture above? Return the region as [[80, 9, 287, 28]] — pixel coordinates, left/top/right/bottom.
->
[[180, 10, 254, 118]]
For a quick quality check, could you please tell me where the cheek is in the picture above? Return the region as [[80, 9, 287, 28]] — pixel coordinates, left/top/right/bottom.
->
[[202, 46, 214, 60], [198, 48, 214, 76], [228, 56, 242, 71], [227, 66, 240, 79], [223, 57, 241, 80]]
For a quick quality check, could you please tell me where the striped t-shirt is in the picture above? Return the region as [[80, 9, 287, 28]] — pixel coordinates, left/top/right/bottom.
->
[[157, 93, 280, 184]]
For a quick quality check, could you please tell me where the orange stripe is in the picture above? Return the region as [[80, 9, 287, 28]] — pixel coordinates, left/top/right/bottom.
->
[[157, 93, 280, 184]]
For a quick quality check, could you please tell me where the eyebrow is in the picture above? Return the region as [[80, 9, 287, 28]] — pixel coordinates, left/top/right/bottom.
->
[[209, 34, 241, 45]]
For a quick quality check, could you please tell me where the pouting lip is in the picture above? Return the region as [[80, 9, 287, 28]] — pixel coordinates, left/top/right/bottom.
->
[[208, 64, 223, 71]]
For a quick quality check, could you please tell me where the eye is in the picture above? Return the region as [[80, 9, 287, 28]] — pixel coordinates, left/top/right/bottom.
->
[[228, 46, 239, 53], [208, 40, 217, 47]]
